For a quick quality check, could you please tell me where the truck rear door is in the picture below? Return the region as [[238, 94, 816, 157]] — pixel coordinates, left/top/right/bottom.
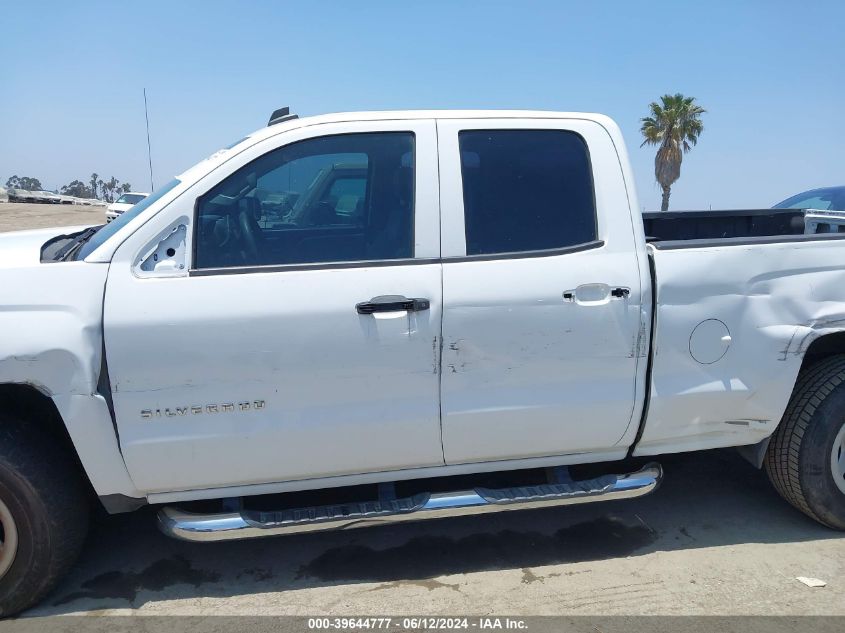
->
[[436, 117, 648, 464]]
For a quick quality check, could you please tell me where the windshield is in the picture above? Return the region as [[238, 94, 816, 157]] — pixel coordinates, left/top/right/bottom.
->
[[115, 193, 146, 205], [76, 178, 181, 260]]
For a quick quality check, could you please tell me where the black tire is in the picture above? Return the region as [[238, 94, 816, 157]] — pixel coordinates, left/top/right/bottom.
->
[[765, 355, 845, 529], [0, 414, 89, 616]]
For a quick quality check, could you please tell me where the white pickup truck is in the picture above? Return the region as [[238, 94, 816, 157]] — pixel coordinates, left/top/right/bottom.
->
[[2, 109, 845, 615]]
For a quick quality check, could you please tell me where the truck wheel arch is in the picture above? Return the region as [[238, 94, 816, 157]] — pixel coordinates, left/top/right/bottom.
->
[[800, 331, 845, 369], [738, 331, 845, 470], [0, 383, 94, 497], [0, 383, 144, 512]]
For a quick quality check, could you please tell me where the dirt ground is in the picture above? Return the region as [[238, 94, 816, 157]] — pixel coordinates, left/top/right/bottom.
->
[[3, 204, 844, 619], [22, 451, 845, 617], [0, 201, 106, 232]]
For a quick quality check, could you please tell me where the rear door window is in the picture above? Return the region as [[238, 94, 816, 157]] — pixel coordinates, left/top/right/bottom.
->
[[458, 129, 596, 256]]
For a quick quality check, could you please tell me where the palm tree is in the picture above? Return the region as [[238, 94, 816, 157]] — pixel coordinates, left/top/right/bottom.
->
[[102, 176, 120, 202], [89, 173, 99, 200], [640, 94, 705, 211]]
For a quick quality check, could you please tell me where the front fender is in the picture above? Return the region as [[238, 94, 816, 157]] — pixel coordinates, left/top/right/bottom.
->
[[0, 258, 141, 501]]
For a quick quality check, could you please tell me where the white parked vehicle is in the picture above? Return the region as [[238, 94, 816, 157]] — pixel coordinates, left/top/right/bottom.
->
[[1, 109, 845, 615], [105, 192, 148, 221]]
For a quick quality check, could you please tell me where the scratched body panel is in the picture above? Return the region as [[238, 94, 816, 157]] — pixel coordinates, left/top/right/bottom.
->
[[0, 226, 139, 498], [436, 116, 651, 464], [636, 239, 845, 455], [440, 248, 646, 463]]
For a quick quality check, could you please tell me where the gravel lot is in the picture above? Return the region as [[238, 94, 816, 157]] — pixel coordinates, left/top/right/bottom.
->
[[23, 451, 845, 617], [0, 202, 106, 232], [4, 204, 844, 619]]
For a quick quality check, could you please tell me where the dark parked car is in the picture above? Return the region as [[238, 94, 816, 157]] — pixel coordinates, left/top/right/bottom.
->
[[773, 186, 845, 212]]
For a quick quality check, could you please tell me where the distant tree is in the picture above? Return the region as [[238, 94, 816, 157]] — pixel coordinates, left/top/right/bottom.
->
[[5, 175, 43, 191], [60, 175, 132, 200], [60, 180, 93, 198], [101, 176, 120, 202], [640, 93, 706, 211], [100, 182, 110, 201], [89, 173, 100, 200]]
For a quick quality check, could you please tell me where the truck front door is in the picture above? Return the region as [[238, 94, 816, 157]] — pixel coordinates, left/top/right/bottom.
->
[[103, 120, 444, 493]]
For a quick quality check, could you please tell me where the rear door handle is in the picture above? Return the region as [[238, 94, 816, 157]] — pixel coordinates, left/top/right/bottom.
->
[[356, 295, 430, 314], [563, 284, 630, 303]]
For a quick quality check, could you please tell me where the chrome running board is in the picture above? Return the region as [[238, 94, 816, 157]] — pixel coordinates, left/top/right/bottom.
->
[[157, 463, 662, 542]]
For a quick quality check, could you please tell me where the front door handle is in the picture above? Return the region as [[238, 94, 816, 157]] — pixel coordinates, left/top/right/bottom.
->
[[610, 287, 630, 298], [356, 295, 430, 315]]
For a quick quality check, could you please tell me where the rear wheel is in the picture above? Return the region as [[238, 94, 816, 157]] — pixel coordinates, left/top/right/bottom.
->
[[765, 355, 845, 529], [0, 415, 89, 616]]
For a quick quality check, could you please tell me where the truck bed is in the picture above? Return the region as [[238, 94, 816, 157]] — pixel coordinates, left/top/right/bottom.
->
[[642, 208, 805, 243]]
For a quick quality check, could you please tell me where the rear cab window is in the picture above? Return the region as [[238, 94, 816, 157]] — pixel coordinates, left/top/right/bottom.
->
[[458, 129, 597, 256]]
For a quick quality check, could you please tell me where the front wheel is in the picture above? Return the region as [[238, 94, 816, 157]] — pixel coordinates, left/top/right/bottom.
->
[[765, 355, 845, 529], [0, 415, 90, 616]]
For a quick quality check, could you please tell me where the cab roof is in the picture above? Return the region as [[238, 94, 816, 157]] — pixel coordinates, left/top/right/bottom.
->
[[178, 109, 620, 184]]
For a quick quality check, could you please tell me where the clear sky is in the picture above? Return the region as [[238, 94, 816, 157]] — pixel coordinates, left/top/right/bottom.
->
[[1, 0, 842, 211]]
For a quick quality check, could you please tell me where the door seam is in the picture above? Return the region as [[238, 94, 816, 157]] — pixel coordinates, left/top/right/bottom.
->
[[434, 118, 446, 465]]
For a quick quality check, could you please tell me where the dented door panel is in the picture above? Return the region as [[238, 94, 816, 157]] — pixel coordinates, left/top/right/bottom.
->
[[440, 248, 646, 462], [637, 240, 845, 455], [437, 117, 650, 463]]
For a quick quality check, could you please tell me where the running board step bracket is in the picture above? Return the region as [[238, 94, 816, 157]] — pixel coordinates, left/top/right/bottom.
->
[[157, 463, 662, 542]]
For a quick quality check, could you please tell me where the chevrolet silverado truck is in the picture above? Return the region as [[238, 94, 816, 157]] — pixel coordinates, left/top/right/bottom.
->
[[2, 109, 845, 615]]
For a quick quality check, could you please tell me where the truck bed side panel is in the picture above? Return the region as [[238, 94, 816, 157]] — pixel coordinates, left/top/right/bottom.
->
[[642, 208, 804, 242], [636, 239, 845, 455]]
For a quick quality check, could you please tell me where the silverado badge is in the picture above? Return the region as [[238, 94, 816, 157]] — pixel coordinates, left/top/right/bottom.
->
[[141, 400, 266, 419]]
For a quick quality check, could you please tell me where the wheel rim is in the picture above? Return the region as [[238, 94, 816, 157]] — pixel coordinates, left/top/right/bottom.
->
[[0, 498, 18, 579], [833, 422, 845, 496]]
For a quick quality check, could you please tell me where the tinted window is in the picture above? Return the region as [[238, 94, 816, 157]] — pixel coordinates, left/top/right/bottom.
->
[[116, 193, 147, 205], [459, 130, 596, 256], [774, 187, 845, 212], [195, 133, 414, 269], [776, 192, 834, 211]]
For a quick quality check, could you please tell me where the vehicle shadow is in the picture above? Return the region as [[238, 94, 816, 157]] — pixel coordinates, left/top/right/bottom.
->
[[31, 449, 842, 615]]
